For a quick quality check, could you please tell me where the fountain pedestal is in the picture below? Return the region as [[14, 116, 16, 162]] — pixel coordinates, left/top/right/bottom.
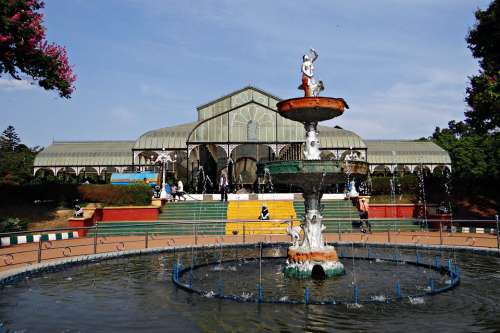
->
[[285, 247, 345, 278], [256, 96, 370, 278], [272, 97, 358, 278], [257, 49, 369, 278]]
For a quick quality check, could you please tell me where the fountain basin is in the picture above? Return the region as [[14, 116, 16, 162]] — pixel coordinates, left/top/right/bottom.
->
[[277, 97, 348, 122], [257, 160, 368, 191]]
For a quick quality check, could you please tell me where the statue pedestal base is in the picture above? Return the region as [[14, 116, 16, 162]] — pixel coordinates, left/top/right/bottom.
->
[[284, 246, 345, 279]]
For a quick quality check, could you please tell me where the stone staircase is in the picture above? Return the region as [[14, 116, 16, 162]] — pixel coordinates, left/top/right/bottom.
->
[[88, 201, 227, 237], [86, 199, 421, 237]]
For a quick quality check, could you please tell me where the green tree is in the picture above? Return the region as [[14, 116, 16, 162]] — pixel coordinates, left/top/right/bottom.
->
[[0, 126, 41, 185], [0, 125, 20, 151], [465, 0, 500, 133], [432, 124, 493, 179], [431, 1, 499, 200]]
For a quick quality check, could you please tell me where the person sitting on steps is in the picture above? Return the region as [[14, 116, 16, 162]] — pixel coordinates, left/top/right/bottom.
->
[[258, 205, 270, 221], [171, 183, 177, 202], [74, 204, 84, 217]]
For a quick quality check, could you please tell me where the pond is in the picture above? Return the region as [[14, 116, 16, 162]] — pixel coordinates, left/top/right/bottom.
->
[[0, 245, 498, 332]]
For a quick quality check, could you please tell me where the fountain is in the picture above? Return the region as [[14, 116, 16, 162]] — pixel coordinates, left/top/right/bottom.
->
[[258, 49, 368, 278]]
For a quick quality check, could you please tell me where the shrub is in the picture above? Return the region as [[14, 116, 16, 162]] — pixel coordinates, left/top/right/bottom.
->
[[370, 175, 418, 195], [78, 184, 151, 206], [0, 184, 152, 207], [370, 177, 390, 195], [0, 183, 79, 206], [399, 174, 419, 194], [0, 218, 28, 233]]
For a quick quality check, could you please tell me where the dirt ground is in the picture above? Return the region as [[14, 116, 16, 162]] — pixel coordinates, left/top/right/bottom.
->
[[27, 209, 72, 230], [453, 195, 499, 218], [0, 203, 71, 231]]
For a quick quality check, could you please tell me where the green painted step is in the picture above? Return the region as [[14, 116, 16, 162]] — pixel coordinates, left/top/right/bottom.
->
[[293, 200, 422, 232], [159, 201, 227, 222], [88, 222, 225, 237]]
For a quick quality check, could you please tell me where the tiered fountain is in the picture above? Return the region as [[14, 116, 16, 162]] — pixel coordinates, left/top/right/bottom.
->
[[258, 49, 368, 278]]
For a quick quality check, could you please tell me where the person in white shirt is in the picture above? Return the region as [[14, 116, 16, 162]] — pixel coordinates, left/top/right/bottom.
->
[[177, 179, 186, 201], [219, 174, 228, 202]]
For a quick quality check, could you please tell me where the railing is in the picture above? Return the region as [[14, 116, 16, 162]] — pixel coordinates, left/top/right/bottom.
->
[[0, 217, 498, 271]]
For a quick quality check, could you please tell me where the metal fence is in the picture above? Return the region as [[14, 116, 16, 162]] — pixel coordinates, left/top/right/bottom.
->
[[0, 217, 499, 270]]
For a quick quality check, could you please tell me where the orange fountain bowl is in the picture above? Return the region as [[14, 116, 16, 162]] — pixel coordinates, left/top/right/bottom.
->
[[277, 97, 349, 123]]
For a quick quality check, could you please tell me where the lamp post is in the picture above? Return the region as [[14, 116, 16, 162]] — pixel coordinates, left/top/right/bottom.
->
[[155, 149, 174, 200]]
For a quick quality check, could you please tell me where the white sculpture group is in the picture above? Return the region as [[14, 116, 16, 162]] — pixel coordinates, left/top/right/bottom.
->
[[303, 123, 321, 160], [155, 150, 174, 200], [282, 49, 345, 278], [300, 48, 324, 97], [284, 212, 327, 249]]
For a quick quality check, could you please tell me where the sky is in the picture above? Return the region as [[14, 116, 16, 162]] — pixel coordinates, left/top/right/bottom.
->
[[0, 0, 492, 147]]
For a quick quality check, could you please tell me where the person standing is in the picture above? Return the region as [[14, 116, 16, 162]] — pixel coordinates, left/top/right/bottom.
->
[[219, 173, 228, 202], [177, 179, 186, 201], [358, 197, 371, 233]]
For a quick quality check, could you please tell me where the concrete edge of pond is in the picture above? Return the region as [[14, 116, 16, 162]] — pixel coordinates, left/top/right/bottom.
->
[[0, 241, 498, 286]]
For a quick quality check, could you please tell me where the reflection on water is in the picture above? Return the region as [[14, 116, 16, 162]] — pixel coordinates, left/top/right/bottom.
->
[[0, 246, 499, 333]]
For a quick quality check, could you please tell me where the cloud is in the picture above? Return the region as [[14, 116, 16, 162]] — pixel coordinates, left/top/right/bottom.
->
[[109, 106, 137, 123], [0, 78, 34, 91], [332, 68, 469, 139]]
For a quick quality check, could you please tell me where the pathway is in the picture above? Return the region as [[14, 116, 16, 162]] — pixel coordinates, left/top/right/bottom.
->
[[0, 231, 498, 272]]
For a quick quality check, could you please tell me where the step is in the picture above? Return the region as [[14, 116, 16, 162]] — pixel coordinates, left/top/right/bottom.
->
[[227, 200, 296, 220], [89, 222, 226, 236]]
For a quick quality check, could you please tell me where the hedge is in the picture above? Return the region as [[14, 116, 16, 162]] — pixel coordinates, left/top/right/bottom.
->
[[370, 175, 419, 195], [0, 184, 152, 206], [369, 174, 452, 204], [78, 184, 151, 206]]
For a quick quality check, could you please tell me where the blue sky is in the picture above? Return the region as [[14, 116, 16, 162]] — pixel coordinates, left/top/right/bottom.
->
[[0, 0, 491, 147]]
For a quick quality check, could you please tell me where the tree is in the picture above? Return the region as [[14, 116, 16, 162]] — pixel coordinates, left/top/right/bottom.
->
[[431, 1, 500, 195], [432, 124, 493, 180], [465, 0, 500, 133], [0, 125, 20, 151], [0, 0, 76, 98], [0, 125, 41, 185]]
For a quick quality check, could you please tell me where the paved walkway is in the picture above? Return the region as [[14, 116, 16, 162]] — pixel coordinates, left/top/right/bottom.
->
[[1, 231, 498, 272]]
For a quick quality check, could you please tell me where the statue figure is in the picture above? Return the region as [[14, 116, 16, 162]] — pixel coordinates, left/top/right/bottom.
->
[[299, 48, 324, 97], [346, 180, 359, 198]]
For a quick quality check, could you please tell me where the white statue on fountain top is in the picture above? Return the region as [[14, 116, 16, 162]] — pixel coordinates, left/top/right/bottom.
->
[[300, 48, 324, 97]]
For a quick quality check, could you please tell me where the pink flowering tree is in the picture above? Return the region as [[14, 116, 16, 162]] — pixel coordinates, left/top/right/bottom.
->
[[0, 0, 76, 98]]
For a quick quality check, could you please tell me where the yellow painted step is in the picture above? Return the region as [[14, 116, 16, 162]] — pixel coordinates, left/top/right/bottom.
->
[[226, 201, 297, 235], [227, 200, 296, 220]]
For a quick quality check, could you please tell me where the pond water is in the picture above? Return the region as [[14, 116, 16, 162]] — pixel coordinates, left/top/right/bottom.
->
[[0, 245, 499, 332]]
